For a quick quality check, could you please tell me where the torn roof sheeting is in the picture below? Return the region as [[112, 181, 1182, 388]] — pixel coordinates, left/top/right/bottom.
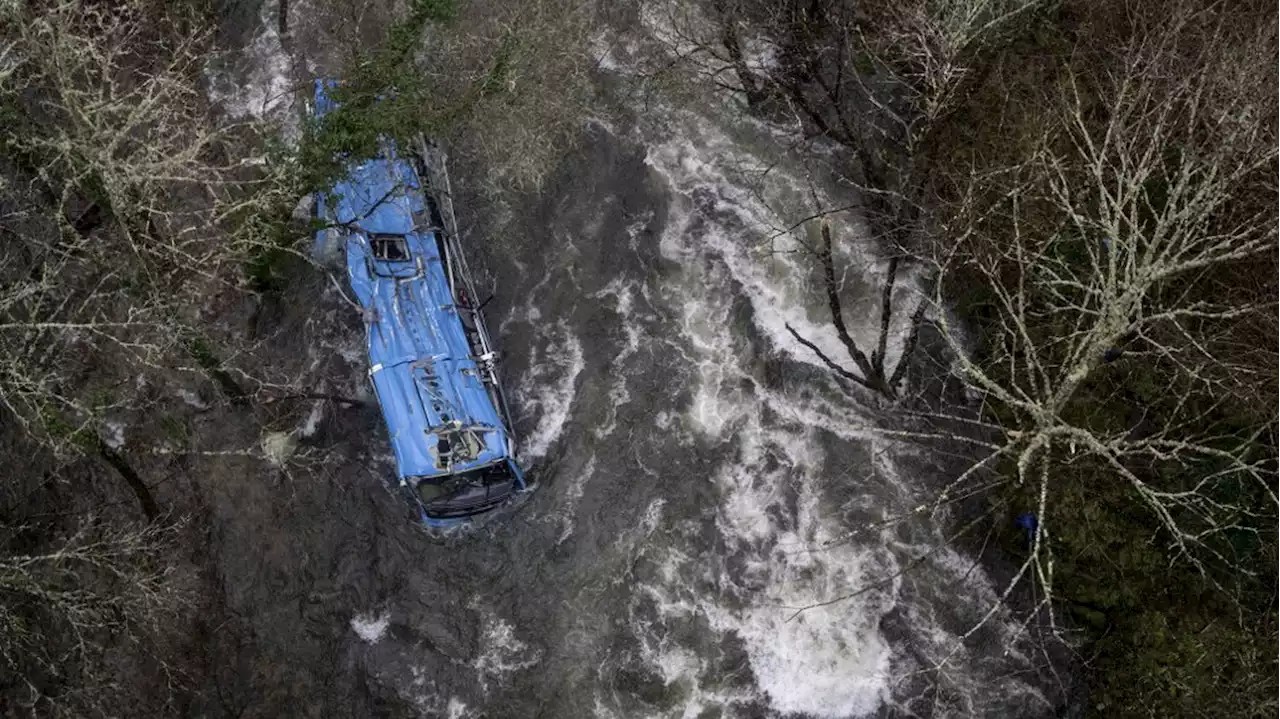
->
[[350, 229, 508, 479], [313, 81, 512, 481]]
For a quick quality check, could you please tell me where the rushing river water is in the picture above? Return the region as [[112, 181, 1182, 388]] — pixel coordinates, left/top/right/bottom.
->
[[204, 2, 1061, 716]]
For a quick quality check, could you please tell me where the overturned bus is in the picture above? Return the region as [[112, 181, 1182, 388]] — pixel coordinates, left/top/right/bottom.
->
[[310, 80, 526, 529]]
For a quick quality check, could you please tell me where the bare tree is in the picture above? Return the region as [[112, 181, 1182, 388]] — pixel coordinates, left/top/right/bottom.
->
[[0, 2, 349, 708], [648, 2, 1278, 693], [0, 0, 311, 458], [421, 0, 602, 194], [0, 511, 188, 715], [648, 0, 1044, 399], [781, 220, 929, 399], [919, 1, 1278, 633]]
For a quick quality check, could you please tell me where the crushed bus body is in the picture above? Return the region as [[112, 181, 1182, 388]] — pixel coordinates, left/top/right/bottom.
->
[[310, 80, 526, 529]]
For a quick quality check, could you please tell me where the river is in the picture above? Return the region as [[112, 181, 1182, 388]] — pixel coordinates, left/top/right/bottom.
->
[[202, 2, 1060, 716]]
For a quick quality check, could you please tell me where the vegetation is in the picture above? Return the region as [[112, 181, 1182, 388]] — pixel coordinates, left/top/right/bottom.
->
[[0, 0, 597, 711], [923, 10, 1277, 712], [661, 0, 1277, 713], [294, 0, 598, 194], [0, 0, 1271, 713]]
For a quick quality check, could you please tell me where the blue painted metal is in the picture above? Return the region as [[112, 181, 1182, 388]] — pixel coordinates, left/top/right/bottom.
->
[[310, 80, 525, 529], [1015, 512, 1038, 546]]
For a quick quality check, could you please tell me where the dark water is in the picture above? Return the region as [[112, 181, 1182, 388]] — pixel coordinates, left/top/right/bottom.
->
[[200, 3, 1062, 717]]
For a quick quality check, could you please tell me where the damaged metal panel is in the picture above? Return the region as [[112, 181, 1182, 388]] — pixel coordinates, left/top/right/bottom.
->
[[311, 79, 525, 529]]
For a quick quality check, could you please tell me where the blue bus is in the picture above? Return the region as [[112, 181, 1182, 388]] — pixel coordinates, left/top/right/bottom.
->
[[310, 81, 526, 529]]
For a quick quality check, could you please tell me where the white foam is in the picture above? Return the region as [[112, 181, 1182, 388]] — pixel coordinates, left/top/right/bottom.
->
[[350, 611, 391, 644], [741, 36, 779, 73], [640, 498, 666, 536], [626, 61, 945, 717], [446, 697, 471, 719], [618, 89, 885, 715], [261, 431, 297, 468], [721, 428, 897, 716], [472, 612, 542, 692], [678, 265, 752, 440], [710, 545, 895, 718], [589, 279, 643, 439], [626, 405, 904, 717], [389, 666, 473, 717], [644, 112, 917, 383], [555, 453, 597, 544], [178, 388, 208, 410], [103, 420, 126, 450], [631, 580, 757, 719], [501, 266, 553, 333], [641, 3, 714, 66], [592, 33, 621, 71], [645, 3, 776, 69], [517, 321, 585, 462], [205, 0, 296, 132], [300, 400, 324, 437]]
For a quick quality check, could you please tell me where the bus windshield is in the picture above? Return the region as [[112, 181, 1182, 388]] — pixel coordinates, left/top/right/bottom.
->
[[415, 462, 516, 519]]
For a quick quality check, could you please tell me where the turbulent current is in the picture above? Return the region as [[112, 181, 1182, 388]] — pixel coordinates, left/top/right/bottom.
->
[[204, 2, 1059, 717]]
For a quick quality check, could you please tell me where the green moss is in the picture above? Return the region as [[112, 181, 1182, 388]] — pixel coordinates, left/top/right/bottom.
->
[[242, 212, 296, 294], [89, 389, 116, 411], [37, 405, 95, 452], [231, 0, 515, 296], [159, 416, 190, 447], [408, 0, 458, 23], [180, 333, 220, 372], [478, 33, 519, 98], [179, 331, 247, 402]]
